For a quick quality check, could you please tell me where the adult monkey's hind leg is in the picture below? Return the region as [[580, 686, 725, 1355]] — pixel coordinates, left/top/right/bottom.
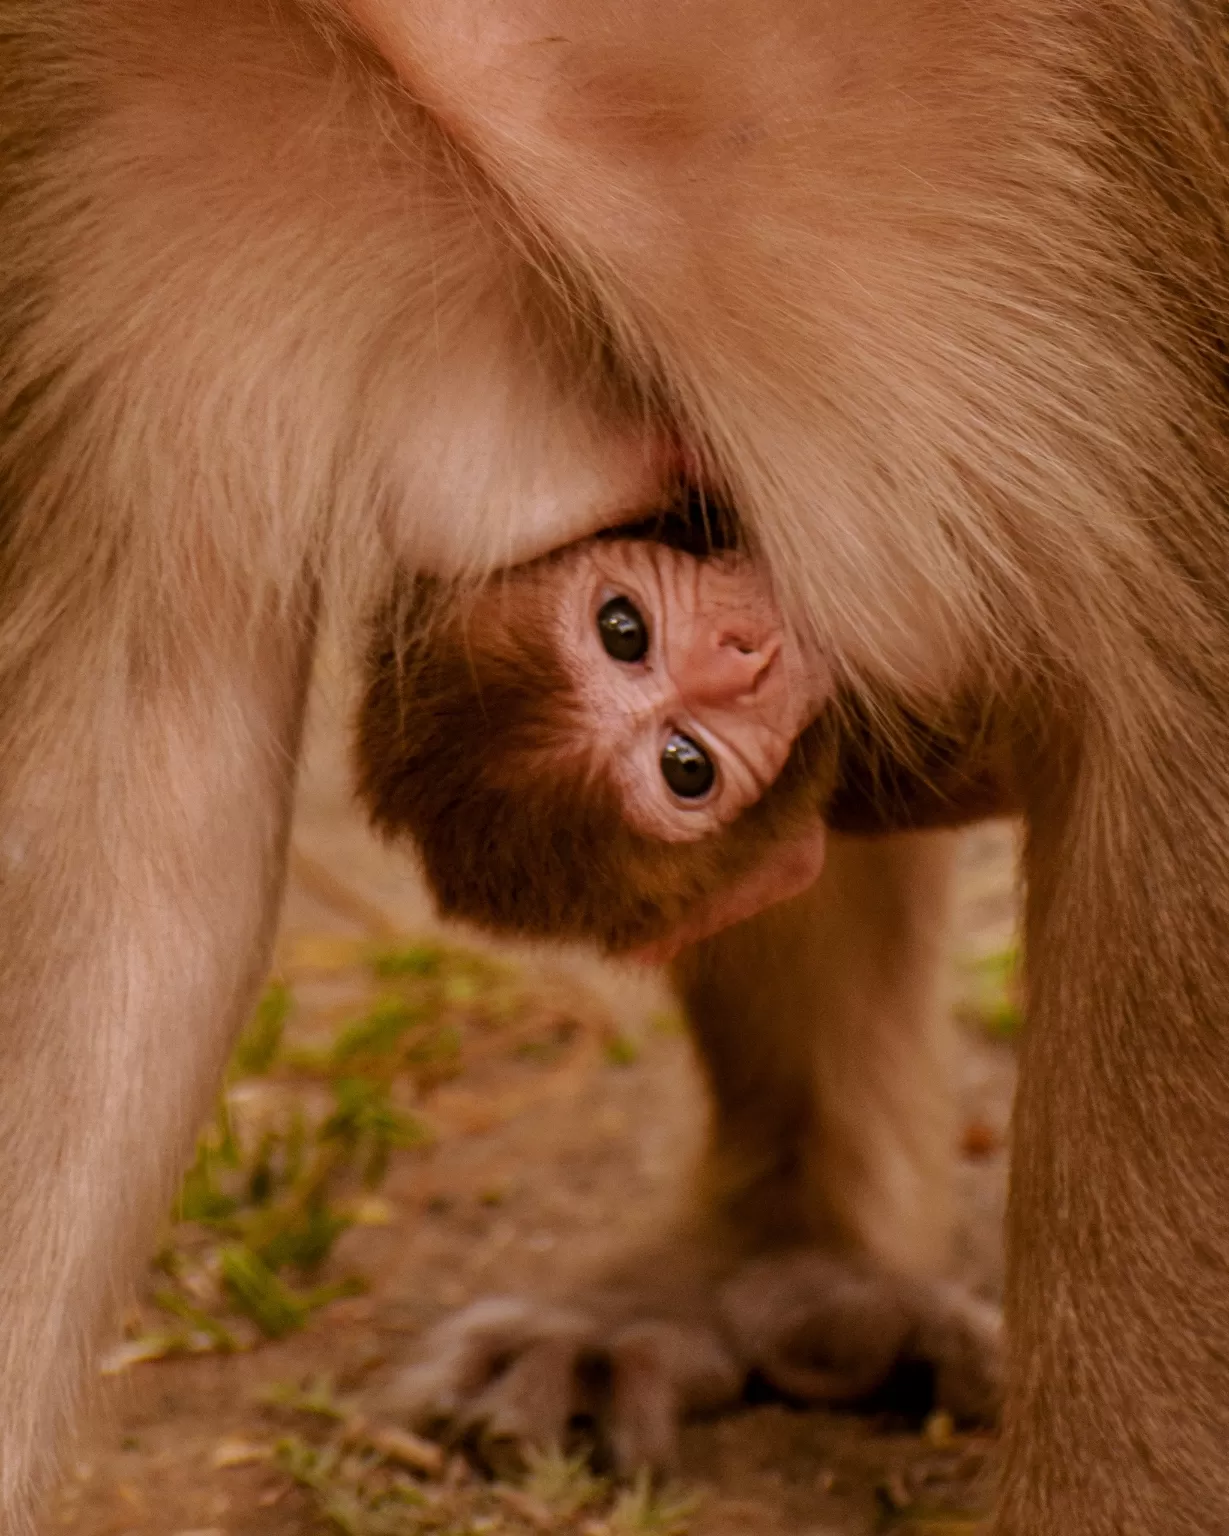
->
[[1001, 713, 1229, 1535], [384, 831, 1000, 1471]]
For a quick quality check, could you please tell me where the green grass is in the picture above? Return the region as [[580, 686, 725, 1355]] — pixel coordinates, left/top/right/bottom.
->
[[105, 934, 697, 1533], [957, 945, 1023, 1040], [270, 1424, 696, 1536], [108, 935, 585, 1367]]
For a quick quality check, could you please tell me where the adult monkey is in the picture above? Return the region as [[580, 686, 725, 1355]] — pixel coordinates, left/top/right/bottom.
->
[[1, 1, 1228, 1534]]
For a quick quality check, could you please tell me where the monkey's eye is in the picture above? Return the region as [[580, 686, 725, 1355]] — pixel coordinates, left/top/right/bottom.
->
[[597, 596, 648, 663], [661, 732, 715, 800]]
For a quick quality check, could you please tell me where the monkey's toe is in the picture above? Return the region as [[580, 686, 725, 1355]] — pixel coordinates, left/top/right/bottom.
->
[[376, 1296, 741, 1475], [909, 1280, 1002, 1423], [719, 1250, 1002, 1425]]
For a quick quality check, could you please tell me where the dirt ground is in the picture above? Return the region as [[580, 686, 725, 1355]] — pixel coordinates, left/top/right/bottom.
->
[[51, 675, 1020, 1536]]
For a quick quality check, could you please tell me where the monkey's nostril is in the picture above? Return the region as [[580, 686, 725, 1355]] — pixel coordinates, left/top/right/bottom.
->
[[679, 633, 778, 708], [717, 628, 758, 655], [741, 643, 780, 695]]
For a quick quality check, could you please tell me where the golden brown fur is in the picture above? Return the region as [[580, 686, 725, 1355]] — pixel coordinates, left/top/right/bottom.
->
[[2, 0, 1229, 1531]]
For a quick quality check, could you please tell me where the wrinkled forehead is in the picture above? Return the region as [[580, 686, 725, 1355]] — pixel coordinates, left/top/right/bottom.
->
[[553, 533, 761, 596]]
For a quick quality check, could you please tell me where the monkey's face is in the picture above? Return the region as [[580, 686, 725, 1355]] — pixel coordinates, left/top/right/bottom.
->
[[358, 555, 837, 953], [547, 540, 831, 842]]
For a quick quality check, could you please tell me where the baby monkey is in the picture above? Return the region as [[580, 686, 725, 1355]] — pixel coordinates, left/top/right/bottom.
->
[[359, 511, 1010, 956]]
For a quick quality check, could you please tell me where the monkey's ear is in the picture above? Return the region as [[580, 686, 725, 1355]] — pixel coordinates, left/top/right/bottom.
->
[[628, 823, 826, 963]]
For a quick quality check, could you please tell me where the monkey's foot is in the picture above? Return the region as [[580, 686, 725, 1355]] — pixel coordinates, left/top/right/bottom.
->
[[376, 1250, 1000, 1475], [718, 1249, 1002, 1426], [375, 1295, 742, 1475]]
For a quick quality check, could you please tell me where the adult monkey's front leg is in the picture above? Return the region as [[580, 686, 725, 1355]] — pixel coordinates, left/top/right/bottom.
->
[[679, 829, 1000, 1416], [680, 831, 961, 1275], [0, 610, 315, 1532]]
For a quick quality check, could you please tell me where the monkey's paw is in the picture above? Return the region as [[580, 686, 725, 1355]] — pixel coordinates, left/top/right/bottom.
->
[[377, 1253, 999, 1476], [718, 1249, 1002, 1425], [375, 1295, 743, 1475]]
